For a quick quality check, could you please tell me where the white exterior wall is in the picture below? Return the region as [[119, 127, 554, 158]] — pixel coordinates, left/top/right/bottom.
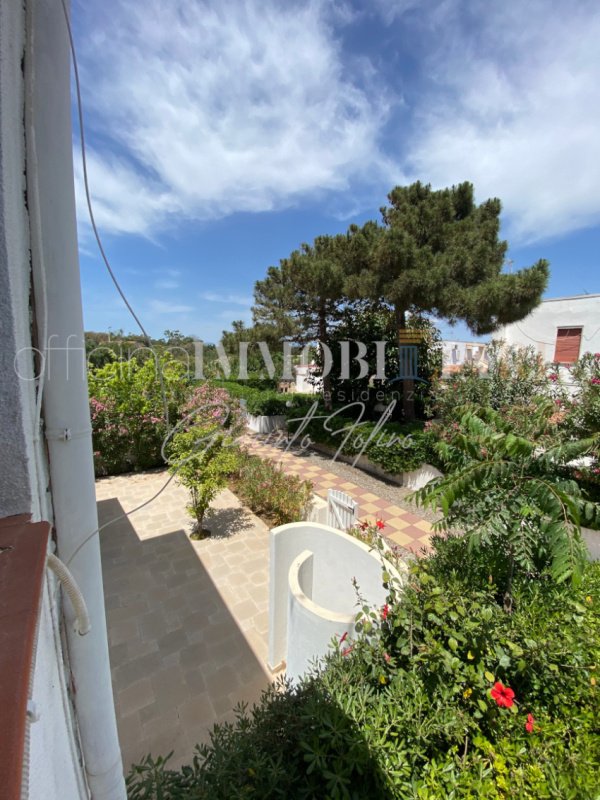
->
[[28, 578, 89, 800], [495, 295, 600, 364], [294, 363, 320, 393]]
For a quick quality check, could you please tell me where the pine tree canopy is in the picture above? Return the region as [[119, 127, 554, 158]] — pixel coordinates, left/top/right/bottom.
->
[[345, 181, 549, 334]]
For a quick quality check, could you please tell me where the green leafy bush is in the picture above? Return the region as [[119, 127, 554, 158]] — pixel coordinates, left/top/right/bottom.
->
[[210, 380, 314, 417], [414, 405, 600, 605], [127, 547, 600, 800], [288, 409, 433, 474], [89, 355, 188, 476], [429, 342, 562, 428], [231, 451, 313, 526]]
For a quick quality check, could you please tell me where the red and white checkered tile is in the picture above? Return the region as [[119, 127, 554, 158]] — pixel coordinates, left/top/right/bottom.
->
[[241, 434, 432, 554]]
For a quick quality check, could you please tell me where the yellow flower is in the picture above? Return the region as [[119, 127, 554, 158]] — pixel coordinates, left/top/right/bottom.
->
[[379, 675, 387, 685], [591, 677, 597, 687], [585, 595, 593, 604], [463, 687, 473, 699], [467, 651, 475, 660]]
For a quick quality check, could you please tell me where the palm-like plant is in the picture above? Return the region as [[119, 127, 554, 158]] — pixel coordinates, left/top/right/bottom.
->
[[413, 404, 600, 610]]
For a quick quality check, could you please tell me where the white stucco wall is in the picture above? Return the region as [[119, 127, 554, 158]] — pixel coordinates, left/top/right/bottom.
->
[[268, 522, 406, 680], [28, 577, 89, 800], [495, 295, 600, 365]]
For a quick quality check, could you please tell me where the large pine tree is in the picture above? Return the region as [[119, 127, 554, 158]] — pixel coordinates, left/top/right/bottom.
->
[[345, 181, 549, 419]]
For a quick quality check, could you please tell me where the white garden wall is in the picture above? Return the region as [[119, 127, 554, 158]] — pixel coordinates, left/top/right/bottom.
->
[[268, 522, 406, 682]]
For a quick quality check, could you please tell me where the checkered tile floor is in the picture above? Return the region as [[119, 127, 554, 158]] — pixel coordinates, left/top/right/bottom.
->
[[241, 434, 433, 554]]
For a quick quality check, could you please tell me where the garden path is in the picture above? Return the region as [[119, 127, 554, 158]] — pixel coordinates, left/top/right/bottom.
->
[[241, 433, 434, 554]]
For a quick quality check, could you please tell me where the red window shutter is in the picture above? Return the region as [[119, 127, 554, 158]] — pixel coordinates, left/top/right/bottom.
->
[[553, 328, 582, 364]]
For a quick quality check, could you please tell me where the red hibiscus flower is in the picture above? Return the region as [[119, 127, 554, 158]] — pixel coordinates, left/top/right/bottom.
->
[[490, 681, 515, 708], [384, 652, 391, 663], [381, 604, 390, 621], [525, 713, 535, 733], [376, 519, 385, 530], [339, 631, 348, 644]]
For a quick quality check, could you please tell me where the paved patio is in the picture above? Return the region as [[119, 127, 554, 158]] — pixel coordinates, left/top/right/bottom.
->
[[97, 473, 273, 772]]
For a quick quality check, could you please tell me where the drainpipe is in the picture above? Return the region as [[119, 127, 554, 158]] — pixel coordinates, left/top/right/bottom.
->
[[25, 0, 126, 797]]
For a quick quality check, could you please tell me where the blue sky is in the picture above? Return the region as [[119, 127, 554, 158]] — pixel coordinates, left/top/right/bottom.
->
[[72, 0, 600, 344]]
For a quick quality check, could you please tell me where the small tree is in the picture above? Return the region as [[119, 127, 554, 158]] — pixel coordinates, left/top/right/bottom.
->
[[168, 429, 239, 539], [167, 382, 244, 538]]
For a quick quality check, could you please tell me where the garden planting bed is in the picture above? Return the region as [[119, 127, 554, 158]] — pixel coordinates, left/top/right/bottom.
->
[[309, 441, 441, 490]]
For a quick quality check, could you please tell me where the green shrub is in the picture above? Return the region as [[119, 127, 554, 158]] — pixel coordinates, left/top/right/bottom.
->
[[414, 405, 600, 606], [210, 380, 315, 417], [89, 355, 188, 476], [287, 409, 432, 474], [127, 549, 600, 800], [231, 452, 313, 526]]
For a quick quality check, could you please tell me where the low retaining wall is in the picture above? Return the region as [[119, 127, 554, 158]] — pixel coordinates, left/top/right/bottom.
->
[[246, 414, 287, 434], [582, 526, 600, 561], [309, 441, 441, 490]]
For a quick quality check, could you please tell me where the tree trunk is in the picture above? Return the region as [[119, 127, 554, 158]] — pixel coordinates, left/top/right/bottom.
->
[[503, 550, 515, 614], [396, 306, 416, 421], [318, 307, 332, 411]]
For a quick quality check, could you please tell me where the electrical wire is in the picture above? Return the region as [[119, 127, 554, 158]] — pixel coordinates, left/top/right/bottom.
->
[[58, 0, 179, 565], [60, 0, 170, 431]]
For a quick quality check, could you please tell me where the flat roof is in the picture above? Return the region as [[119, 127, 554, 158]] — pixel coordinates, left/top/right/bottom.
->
[[542, 294, 600, 302]]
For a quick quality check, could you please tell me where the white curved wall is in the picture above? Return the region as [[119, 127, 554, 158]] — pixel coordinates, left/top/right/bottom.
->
[[269, 522, 406, 681]]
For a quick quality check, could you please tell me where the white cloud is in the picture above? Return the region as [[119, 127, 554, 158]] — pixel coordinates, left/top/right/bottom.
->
[[199, 291, 252, 305], [74, 0, 393, 236], [74, 148, 180, 237], [154, 279, 179, 290], [404, 0, 600, 242], [371, 0, 423, 26], [148, 299, 194, 314]]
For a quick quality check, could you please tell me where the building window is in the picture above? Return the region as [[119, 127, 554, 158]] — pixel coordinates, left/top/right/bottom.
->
[[553, 327, 582, 364]]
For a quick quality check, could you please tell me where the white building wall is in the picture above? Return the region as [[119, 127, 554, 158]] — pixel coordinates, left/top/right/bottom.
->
[[28, 578, 89, 800], [495, 295, 600, 364]]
